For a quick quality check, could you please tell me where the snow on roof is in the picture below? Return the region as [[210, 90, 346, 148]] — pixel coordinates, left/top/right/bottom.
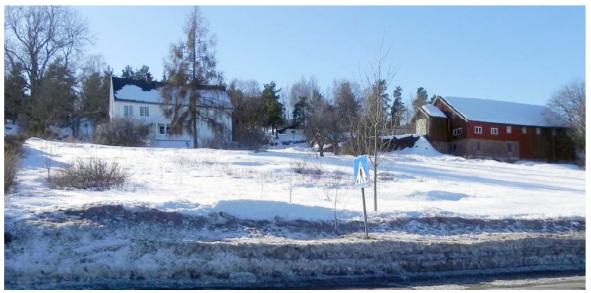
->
[[441, 96, 560, 127], [421, 104, 447, 118], [112, 77, 232, 109]]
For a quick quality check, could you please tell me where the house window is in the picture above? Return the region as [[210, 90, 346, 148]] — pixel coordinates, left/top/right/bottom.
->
[[165, 124, 172, 135], [522, 127, 527, 134], [491, 128, 499, 135], [507, 126, 512, 134], [452, 127, 463, 136], [140, 106, 149, 117], [124, 105, 133, 117], [474, 126, 482, 134], [507, 143, 512, 153], [158, 123, 165, 134], [536, 127, 541, 135]]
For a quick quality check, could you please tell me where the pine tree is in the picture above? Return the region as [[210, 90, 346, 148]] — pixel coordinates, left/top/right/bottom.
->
[[31, 58, 78, 133], [121, 65, 134, 78], [391, 86, 405, 127], [160, 6, 222, 148], [261, 81, 284, 135], [412, 87, 428, 114], [292, 96, 310, 127], [79, 68, 111, 123], [4, 63, 28, 122]]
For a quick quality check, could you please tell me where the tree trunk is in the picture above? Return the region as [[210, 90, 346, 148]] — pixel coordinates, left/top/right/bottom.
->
[[373, 124, 378, 212], [319, 143, 324, 157], [192, 112, 198, 149]]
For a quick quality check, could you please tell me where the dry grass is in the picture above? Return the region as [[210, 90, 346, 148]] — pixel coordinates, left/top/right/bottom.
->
[[4, 135, 26, 192], [49, 158, 128, 191]]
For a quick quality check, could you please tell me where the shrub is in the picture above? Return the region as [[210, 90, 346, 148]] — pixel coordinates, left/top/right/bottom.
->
[[49, 159, 128, 191], [93, 118, 149, 147], [291, 160, 323, 176], [4, 135, 26, 192]]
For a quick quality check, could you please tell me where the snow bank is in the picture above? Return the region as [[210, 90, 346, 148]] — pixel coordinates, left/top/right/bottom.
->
[[396, 136, 442, 156], [5, 213, 584, 289]]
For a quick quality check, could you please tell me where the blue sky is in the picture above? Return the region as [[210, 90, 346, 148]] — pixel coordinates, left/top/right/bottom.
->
[[77, 5, 585, 106]]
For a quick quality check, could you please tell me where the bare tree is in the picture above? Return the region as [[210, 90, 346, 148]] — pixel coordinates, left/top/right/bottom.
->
[[304, 90, 335, 157], [545, 80, 586, 162], [350, 46, 396, 212], [4, 6, 90, 127]]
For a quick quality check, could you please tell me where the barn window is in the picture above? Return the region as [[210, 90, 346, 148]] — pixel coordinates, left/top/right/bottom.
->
[[536, 127, 541, 135], [522, 127, 527, 134], [124, 105, 133, 117], [474, 126, 482, 134], [507, 143, 512, 153], [507, 126, 512, 134], [452, 127, 463, 136], [140, 106, 149, 117], [491, 128, 498, 135]]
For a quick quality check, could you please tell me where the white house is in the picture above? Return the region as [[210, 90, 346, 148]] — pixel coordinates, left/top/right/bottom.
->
[[109, 77, 233, 148]]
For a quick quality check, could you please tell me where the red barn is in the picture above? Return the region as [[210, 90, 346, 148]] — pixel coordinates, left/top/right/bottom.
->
[[414, 96, 575, 162]]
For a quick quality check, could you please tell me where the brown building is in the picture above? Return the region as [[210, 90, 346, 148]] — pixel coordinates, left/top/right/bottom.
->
[[414, 96, 575, 162]]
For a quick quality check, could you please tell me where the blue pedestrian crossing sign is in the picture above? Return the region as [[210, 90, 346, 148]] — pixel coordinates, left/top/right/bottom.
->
[[353, 155, 370, 188]]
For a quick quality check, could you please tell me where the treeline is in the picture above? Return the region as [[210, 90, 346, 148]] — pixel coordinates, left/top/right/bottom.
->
[[228, 76, 436, 154]]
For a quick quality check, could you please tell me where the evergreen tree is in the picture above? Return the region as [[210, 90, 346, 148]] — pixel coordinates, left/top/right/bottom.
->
[[391, 86, 405, 127], [292, 96, 310, 127], [134, 65, 153, 83], [79, 68, 112, 123], [121, 65, 134, 79], [31, 58, 78, 133], [160, 6, 222, 148], [4, 63, 28, 122], [261, 81, 284, 135], [412, 86, 429, 114]]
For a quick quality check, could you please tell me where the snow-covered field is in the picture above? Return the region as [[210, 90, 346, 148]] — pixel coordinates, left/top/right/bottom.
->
[[5, 138, 585, 289], [5, 137, 585, 223]]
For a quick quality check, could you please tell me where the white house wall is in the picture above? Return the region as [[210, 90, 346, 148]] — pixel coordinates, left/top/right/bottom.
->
[[110, 100, 232, 148]]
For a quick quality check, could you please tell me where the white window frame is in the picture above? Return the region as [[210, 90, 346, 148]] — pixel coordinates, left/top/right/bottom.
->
[[536, 127, 541, 135], [506, 126, 512, 134], [491, 128, 499, 135], [522, 127, 527, 134], [474, 126, 482, 134], [140, 106, 149, 117], [123, 105, 133, 117]]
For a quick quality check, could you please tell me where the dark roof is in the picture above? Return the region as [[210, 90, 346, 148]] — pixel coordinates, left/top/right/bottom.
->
[[111, 77, 226, 92]]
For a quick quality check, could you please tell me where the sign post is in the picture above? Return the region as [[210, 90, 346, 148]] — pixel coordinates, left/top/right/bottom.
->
[[353, 155, 370, 239]]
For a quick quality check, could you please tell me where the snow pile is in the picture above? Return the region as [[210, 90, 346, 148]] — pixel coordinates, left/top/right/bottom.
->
[[396, 136, 442, 156]]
